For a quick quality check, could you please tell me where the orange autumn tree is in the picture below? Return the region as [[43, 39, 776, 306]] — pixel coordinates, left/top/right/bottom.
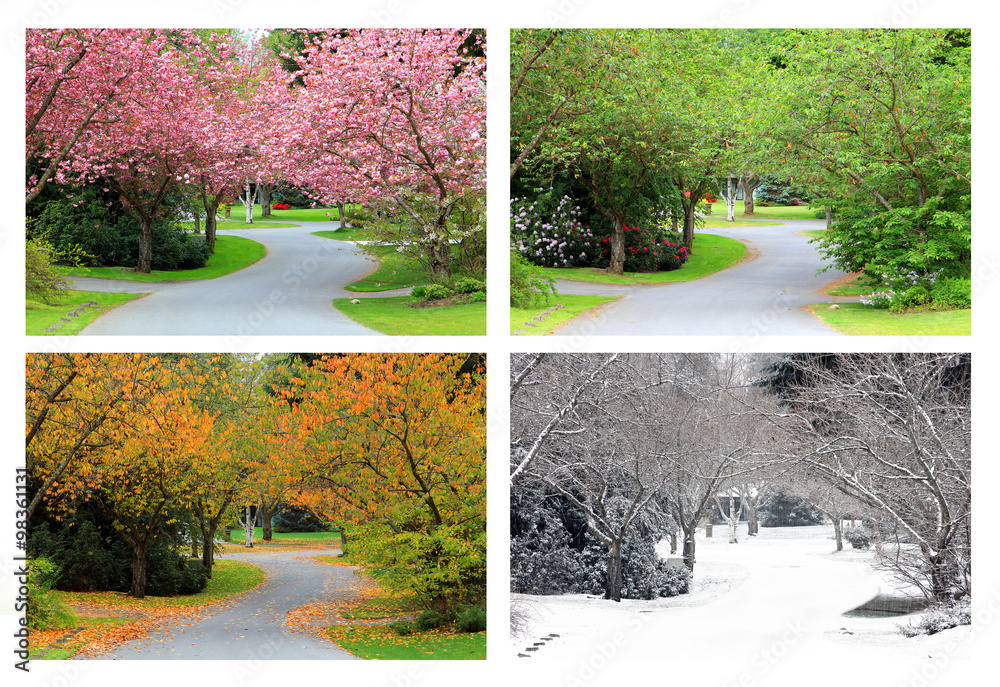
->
[[281, 353, 486, 611], [26, 353, 218, 598]]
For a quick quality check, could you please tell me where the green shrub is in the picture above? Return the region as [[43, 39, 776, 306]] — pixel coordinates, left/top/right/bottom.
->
[[468, 290, 486, 303], [389, 620, 417, 636], [26, 236, 71, 303], [26, 558, 78, 631], [815, 210, 827, 219], [415, 609, 445, 630], [452, 277, 486, 294], [410, 285, 427, 299], [511, 249, 556, 308], [455, 606, 486, 633], [35, 195, 210, 270], [422, 284, 454, 300], [891, 284, 931, 312], [931, 277, 971, 309]]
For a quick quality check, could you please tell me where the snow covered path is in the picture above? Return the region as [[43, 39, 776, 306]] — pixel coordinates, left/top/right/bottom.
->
[[511, 525, 975, 686]]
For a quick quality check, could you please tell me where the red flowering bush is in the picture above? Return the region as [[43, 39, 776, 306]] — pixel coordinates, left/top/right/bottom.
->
[[656, 238, 689, 271], [271, 203, 291, 210]]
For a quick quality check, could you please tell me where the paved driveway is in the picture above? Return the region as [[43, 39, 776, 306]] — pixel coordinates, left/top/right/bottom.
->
[[553, 219, 855, 337], [73, 222, 407, 336]]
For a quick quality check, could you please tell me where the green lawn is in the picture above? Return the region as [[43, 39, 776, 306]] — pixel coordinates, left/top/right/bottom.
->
[[340, 245, 429, 292], [536, 233, 746, 285], [797, 229, 828, 241], [312, 226, 380, 242], [326, 626, 486, 660], [178, 219, 297, 230], [720, 200, 823, 220], [333, 296, 486, 335], [55, 235, 266, 282], [700, 215, 781, 228], [227, 528, 342, 546], [810, 303, 971, 336], [27, 290, 145, 335], [234, 203, 364, 223], [511, 294, 621, 335]]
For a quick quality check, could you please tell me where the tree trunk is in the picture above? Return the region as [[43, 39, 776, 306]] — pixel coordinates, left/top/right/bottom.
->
[[193, 204, 201, 234], [746, 502, 759, 536], [833, 517, 843, 551], [725, 178, 736, 222], [605, 539, 623, 602], [740, 177, 759, 215], [130, 542, 147, 598], [825, 205, 832, 230], [243, 181, 254, 224], [606, 215, 626, 275], [339, 527, 348, 550], [682, 531, 696, 573], [338, 202, 347, 227], [242, 504, 255, 548], [202, 522, 218, 576], [669, 531, 678, 554], [682, 205, 697, 251], [135, 215, 153, 273], [190, 534, 199, 558], [928, 551, 950, 601], [260, 183, 271, 217], [201, 193, 221, 252], [261, 503, 272, 541]]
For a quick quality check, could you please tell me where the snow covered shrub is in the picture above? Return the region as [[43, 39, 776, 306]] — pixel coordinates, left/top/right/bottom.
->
[[899, 599, 971, 637], [509, 513, 582, 595], [843, 525, 874, 549], [511, 195, 598, 268], [573, 535, 691, 600]]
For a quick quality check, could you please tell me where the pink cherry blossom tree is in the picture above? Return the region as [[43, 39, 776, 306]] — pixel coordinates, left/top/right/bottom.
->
[[278, 29, 487, 281]]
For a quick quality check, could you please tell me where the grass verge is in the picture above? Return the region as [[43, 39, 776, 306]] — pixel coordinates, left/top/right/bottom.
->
[[27, 291, 145, 336], [722, 200, 823, 220], [237, 203, 364, 223], [227, 528, 342, 547], [178, 219, 297, 230], [341, 245, 428, 292], [54, 235, 266, 282], [332, 296, 486, 335], [535, 233, 745, 285], [511, 294, 621, 335], [326, 626, 485, 660], [312, 227, 380, 242], [809, 303, 971, 336], [699, 216, 781, 228]]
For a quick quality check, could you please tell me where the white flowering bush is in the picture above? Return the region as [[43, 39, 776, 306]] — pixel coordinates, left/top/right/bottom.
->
[[511, 195, 598, 268]]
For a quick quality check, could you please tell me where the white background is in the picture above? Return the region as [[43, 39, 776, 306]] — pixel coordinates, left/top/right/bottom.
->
[[5, 2, 996, 686]]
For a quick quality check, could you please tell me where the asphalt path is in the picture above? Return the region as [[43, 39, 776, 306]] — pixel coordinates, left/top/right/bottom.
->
[[554, 219, 856, 337], [72, 221, 409, 336], [99, 547, 359, 660]]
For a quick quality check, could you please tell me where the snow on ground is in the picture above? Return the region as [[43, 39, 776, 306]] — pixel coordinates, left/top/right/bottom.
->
[[511, 524, 977, 687]]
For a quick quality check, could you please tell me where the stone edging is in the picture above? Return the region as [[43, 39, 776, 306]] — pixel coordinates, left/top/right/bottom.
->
[[512, 304, 566, 336], [44, 301, 98, 333]]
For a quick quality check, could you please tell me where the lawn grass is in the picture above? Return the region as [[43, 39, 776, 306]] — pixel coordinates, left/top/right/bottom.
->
[[823, 272, 873, 297], [326, 626, 486, 660], [809, 303, 971, 336], [332, 296, 486, 335], [511, 294, 621, 335], [723, 200, 823, 220], [797, 229, 828, 241], [235, 203, 364, 223], [312, 226, 379, 242], [54, 235, 265, 282], [27, 290, 145, 335], [178, 219, 297, 230], [535, 233, 746, 285], [53, 558, 266, 610], [342, 245, 429, 292], [699, 216, 781, 228], [227, 528, 342, 547]]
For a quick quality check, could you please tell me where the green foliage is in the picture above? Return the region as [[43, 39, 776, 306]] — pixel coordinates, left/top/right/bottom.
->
[[890, 285, 931, 313], [468, 290, 486, 303], [26, 236, 72, 303], [34, 194, 211, 270], [510, 249, 557, 308], [455, 606, 487, 633], [415, 609, 445, 630], [350, 522, 486, 614], [931, 277, 971, 309], [422, 284, 455, 300], [819, 199, 970, 289], [29, 515, 209, 596], [452, 277, 486, 294], [25, 558, 78, 631], [389, 620, 418, 635]]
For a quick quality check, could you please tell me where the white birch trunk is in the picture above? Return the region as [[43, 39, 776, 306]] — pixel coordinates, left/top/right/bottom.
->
[[243, 180, 254, 224], [725, 177, 737, 222], [241, 504, 255, 548]]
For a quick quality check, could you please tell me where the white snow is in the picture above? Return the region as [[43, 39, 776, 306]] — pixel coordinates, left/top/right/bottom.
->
[[510, 524, 979, 686]]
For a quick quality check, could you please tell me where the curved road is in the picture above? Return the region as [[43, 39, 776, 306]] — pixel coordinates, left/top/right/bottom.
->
[[72, 221, 408, 336], [99, 548, 359, 660], [554, 219, 856, 337]]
